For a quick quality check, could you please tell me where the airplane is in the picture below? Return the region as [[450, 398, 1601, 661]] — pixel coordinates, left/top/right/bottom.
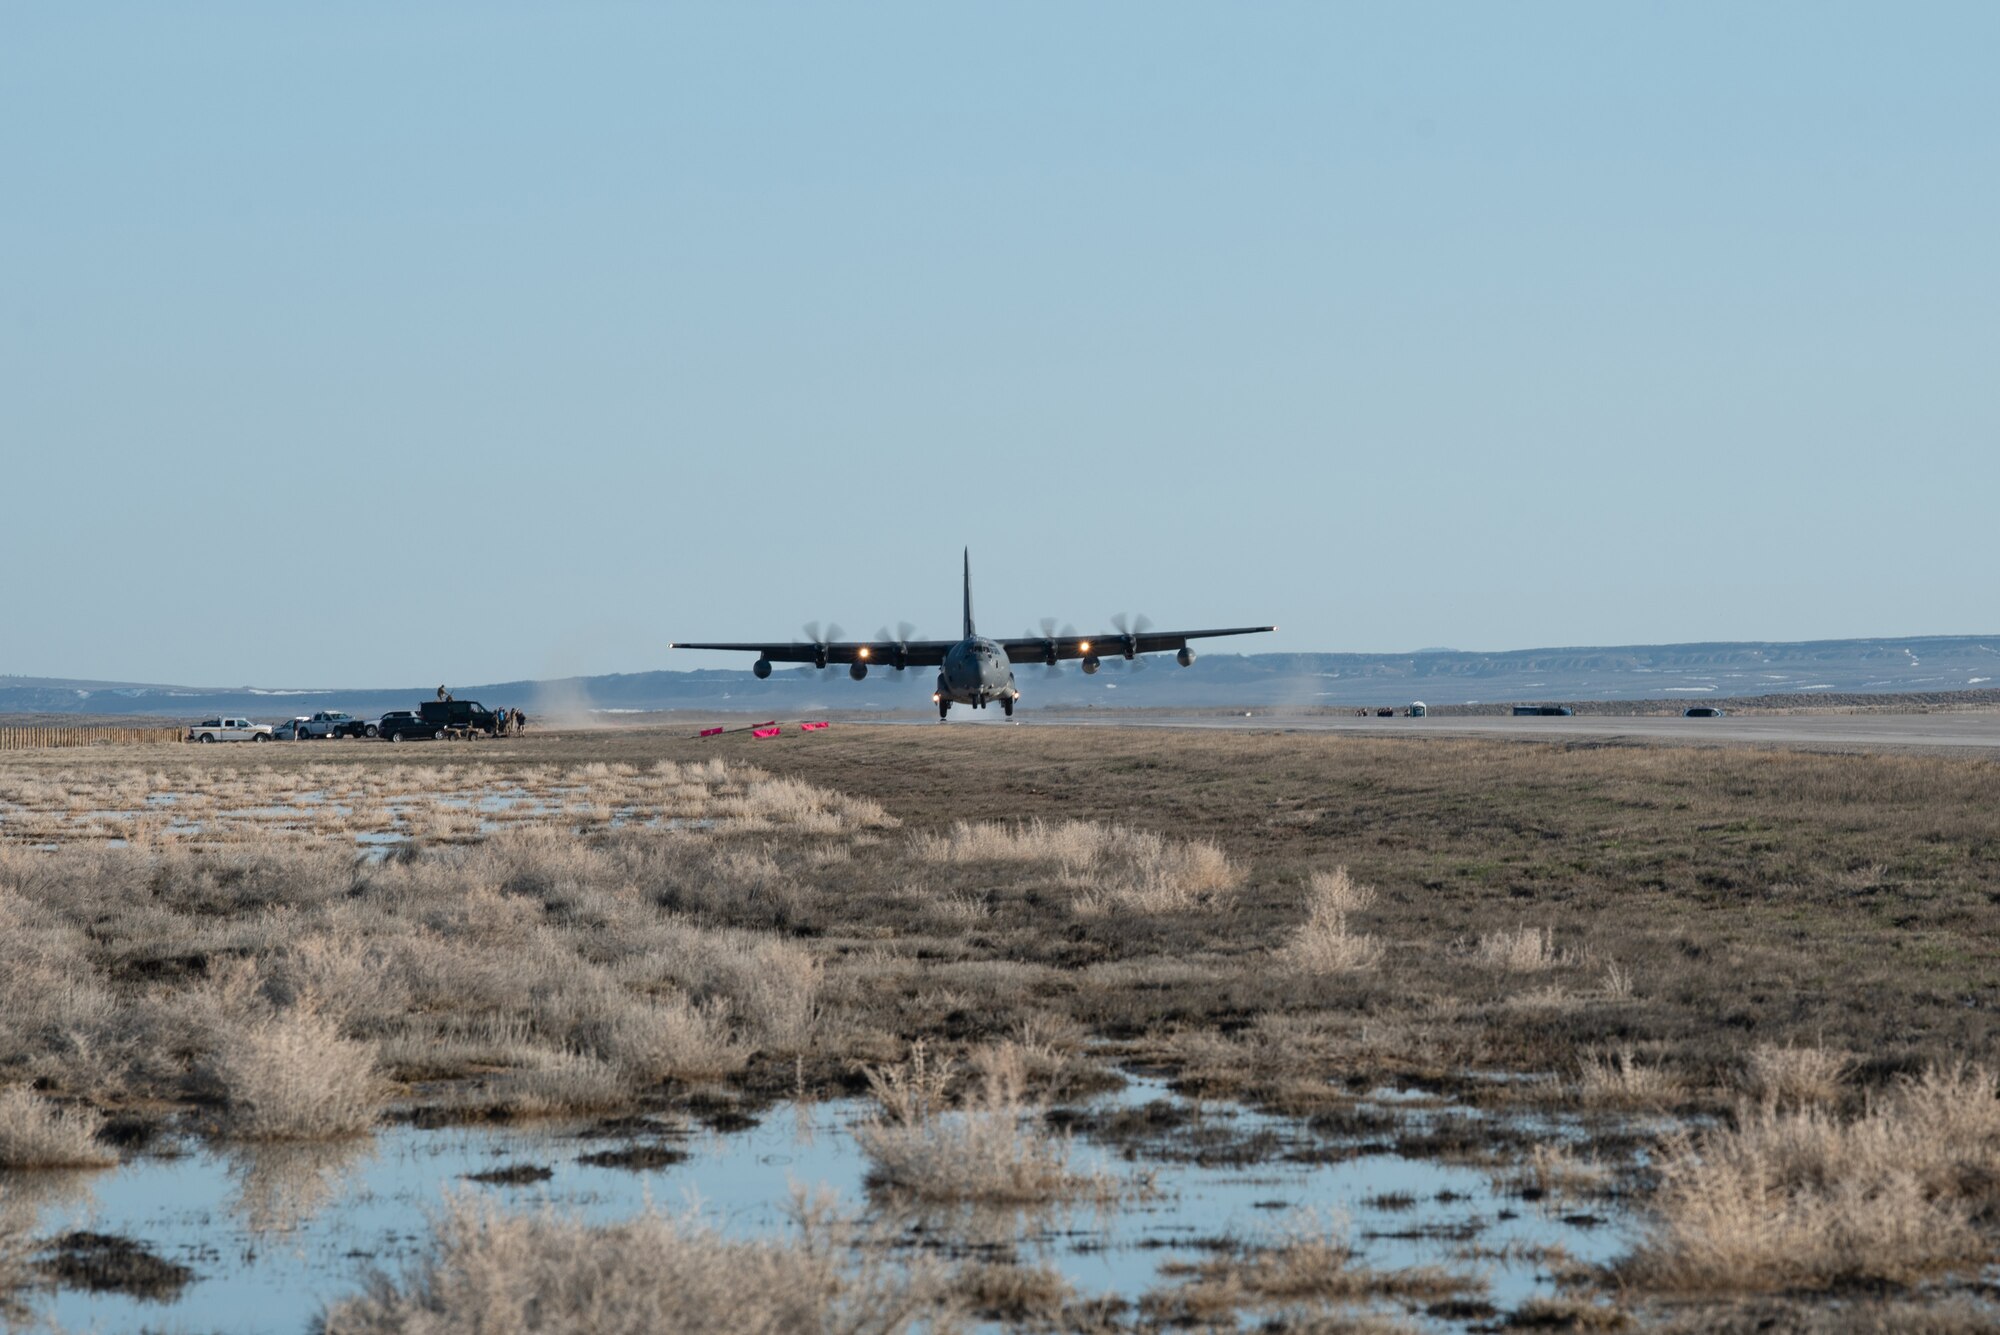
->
[[670, 550, 1275, 721]]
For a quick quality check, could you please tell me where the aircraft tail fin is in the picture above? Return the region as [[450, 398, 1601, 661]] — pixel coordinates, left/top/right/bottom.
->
[[962, 547, 975, 639]]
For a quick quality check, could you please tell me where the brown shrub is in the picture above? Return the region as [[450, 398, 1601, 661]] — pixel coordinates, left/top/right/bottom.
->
[[1743, 1042, 1852, 1112], [1626, 1064, 2000, 1291], [0, 1084, 115, 1168], [1577, 1047, 1678, 1108], [1280, 867, 1384, 974], [1476, 925, 1560, 972], [317, 1192, 954, 1335], [857, 1043, 1118, 1206], [912, 819, 1239, 914], [204, 1007, 382, 1140]]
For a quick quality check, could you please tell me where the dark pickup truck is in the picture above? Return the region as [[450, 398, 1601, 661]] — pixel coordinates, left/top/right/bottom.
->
[[419, 700, 502, 736]]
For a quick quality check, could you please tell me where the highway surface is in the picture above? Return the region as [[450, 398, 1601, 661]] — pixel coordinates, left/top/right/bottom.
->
[[1012, 710, 2000, 752]]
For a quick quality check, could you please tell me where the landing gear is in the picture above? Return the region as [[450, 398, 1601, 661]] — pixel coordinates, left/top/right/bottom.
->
[[938, 699, 950, 721], [1002, 697, 1013, 718]]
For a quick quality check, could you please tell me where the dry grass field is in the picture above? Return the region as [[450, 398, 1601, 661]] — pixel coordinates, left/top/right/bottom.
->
[[3, 723, 1999, 1331]]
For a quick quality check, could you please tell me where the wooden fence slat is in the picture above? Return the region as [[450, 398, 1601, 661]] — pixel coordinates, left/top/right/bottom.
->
[[0, 724, 185, 752]]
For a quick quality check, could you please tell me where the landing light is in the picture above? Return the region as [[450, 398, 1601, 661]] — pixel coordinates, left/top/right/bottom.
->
[[858, 646, 870, 658], [931, 692, 941, 703], [1079, 640, 1091, 652]]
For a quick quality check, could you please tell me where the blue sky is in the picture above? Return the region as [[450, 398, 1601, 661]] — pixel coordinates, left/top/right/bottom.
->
[[4, 3, 1994, 686]]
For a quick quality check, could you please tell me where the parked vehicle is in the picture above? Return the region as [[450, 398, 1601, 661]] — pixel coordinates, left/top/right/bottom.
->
[[271, 717, 312, 740], [419, 699, 502, 736], [187, 717, 273, 743], [1511, 705, 1575, 717], [377, 711, 441, 743], [1683, 705, 1727, 718], [298, 711, 369, 739]]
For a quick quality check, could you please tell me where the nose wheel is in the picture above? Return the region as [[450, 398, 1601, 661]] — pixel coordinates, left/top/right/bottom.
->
[[938, 699, 951, 721], [1002, 697, 1014, 718]]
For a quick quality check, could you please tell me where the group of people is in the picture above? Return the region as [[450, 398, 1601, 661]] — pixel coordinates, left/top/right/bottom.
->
[[437, 686, 528, 736]]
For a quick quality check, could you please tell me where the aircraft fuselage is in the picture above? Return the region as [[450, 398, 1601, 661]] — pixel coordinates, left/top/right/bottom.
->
[[937, 636, 1018, 710]]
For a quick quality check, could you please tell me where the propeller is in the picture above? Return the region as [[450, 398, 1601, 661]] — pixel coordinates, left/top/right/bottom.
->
[[1109, 612, 1153, 662], [800, 622, 845, 671], [874, 622, 919, 671], [1024, 618, 1077, 674]]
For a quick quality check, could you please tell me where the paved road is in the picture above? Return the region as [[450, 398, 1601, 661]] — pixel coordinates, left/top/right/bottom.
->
[[1012, 710, 2000, 752]]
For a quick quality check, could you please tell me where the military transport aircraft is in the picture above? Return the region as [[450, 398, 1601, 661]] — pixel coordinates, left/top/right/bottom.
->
[[670, 550, 1275, 720]]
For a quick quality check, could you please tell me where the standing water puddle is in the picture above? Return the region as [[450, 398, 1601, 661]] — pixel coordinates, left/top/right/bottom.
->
[[11, 1077, 1635, 1332]]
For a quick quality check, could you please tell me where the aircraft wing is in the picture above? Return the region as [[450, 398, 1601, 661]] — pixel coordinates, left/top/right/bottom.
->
[[669, 640, 957, 668], [999, 625, 1275, 664]]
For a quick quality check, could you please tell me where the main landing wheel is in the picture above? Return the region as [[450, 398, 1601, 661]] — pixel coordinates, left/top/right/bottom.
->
[[1002, 698, 1013, 718], [938, 700, 950, 721]]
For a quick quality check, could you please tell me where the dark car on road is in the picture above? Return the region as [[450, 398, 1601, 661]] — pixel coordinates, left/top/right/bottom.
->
[[1683, 706, 1727, 718], [377, 710, 442, 742], [1511, 705, 1575, 717]]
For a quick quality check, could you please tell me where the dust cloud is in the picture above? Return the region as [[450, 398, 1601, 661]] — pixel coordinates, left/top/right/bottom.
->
[[530, 677, 611, 730]]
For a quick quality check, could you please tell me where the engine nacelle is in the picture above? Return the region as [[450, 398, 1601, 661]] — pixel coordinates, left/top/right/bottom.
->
[[1177, 646, 1196, 668], [752, 658, 773, 680], [1080, 655, 1101, 675], [849, 661, 868, 681]]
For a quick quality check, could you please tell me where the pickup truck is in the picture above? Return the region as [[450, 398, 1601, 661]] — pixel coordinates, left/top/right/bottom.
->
[[187, 717, 273, 743], [298, 711, 369, 739]]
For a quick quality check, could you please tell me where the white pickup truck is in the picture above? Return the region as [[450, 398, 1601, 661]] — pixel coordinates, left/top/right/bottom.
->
[[186, 717, 273, 743], [298, 710, 368, 739]]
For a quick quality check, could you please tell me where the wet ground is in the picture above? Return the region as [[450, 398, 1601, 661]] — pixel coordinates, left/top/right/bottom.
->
[[8, 1076, 1636, 1332]]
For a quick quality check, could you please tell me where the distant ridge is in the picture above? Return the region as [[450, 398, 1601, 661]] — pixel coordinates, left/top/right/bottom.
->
[[6, 634, 1998, 719]]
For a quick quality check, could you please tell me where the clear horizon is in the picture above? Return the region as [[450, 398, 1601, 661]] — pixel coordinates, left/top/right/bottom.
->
[[10, 628, 2000, 693], [6, 4, 1994, 685]]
